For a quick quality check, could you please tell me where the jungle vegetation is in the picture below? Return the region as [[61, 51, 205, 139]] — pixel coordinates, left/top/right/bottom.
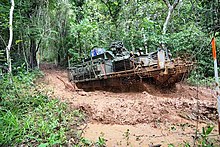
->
[[0, 0, 219, 74], [0, 0, 219, 146]]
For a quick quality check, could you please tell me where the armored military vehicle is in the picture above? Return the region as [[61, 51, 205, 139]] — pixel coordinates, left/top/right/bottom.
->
[[68, 41, 193, 91]]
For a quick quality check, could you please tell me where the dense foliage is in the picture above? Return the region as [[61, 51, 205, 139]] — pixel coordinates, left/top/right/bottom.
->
[[0, 70, 86, 146], [0, 0, 220, 146], [0, 0, 219, 78]]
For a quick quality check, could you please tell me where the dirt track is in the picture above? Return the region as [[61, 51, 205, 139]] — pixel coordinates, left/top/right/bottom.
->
[[38, 64, 219, 146]]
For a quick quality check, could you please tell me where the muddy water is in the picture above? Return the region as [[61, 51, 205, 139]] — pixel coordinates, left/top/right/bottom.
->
[[83, 123, 206, 147], [39, 66, 219, 146]]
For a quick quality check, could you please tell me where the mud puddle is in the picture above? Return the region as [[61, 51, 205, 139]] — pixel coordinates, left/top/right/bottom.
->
[[38, 64, 219, 146]]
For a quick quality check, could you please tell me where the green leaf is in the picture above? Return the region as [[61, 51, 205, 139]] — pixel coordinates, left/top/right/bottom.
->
[[168, 144, 175, 147], [202, 127, 205, 136], [205, 126, 214, 135], [184, 142, 191, 147], [81, 137, 92, 146], [15, 40, 23, 44], [38, 143, 49, 147], [114, 2, 118, 5]]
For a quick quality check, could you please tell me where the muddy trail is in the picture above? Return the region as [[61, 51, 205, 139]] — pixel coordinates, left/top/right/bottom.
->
[[38, 64, 219, 146]]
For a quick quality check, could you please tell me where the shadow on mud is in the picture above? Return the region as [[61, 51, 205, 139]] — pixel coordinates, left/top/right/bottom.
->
[[80, 81, 178, 94]]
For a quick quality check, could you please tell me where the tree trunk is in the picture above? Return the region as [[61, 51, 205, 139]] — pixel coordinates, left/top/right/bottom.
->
[[162, 0, 180, 34], [77, 31, 82, 57], [29, 37, 37, 69], [57, 48, 61, 65], [163, 8, 173, 34], [21, 38, 29, 71], [6, 0, 14, 74]]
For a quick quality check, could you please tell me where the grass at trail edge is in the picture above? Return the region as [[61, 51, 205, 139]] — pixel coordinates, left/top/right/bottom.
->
[[0, 70, 86, 146]]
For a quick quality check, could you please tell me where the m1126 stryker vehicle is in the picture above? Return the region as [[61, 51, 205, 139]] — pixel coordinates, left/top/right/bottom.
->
[[68, 41, 193, 91]]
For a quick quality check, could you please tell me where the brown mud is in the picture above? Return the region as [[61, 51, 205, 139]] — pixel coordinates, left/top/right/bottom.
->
[[38, 64, 219, 146]]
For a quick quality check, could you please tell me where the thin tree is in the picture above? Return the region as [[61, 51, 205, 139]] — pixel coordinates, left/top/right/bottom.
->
[[162, 0, 181, 34], [6, 0, 14, 74]]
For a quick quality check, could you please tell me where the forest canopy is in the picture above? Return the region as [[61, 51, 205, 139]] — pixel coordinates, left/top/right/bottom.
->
[[0, 0, 219, 78]]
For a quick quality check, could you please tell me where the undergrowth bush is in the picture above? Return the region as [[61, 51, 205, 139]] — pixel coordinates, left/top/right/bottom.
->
[[0, 70, 85, 146], [169, 125, 219, 147], [186, 70, 215, 88]]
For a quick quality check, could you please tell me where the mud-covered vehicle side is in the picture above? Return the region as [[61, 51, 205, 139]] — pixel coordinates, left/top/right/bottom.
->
[[68, 42, 193, 90]]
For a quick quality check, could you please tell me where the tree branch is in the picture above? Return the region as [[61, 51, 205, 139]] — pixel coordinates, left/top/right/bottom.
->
[[162, 0, 180, 34], [0, 34, 7, 47], [163, 0, 180, 9], [173, 0, 180, 9], [35, 38, 42, 54], [163, 0, 171, 8], [100, 0, 114, 20]]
